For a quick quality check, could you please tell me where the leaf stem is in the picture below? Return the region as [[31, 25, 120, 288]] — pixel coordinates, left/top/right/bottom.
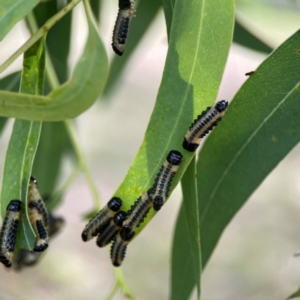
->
[[114, 268, 135, 300], [0, 0, 82, 74], [105, 282, 119, 300]]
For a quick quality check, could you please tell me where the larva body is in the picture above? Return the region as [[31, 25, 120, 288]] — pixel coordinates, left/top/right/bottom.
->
[[0, 200, 22, 268], [13, 213, 65, 269], [28, 176, 49, 227], [110, 229, 134, 267], [81, 197, 122, 242], [28, 201, 49, 252], [96, 211, 126, 247], [112, 0, 135, 56], [183, 100, 228, 152], [151, 150, 183, 211], [122, 191, 153, 236]]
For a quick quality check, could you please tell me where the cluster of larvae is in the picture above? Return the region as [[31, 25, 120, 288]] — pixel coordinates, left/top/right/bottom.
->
[[82, 100, 228, 266], [0, 176, 64, 269]]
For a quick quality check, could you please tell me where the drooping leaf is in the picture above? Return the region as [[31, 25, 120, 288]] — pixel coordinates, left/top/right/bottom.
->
[[110, 0, 234, 238], [233, 20, 272, 54], [90, 0, 101, 21], [197, 29, 300, 268], [0, 0, 39, 41], [0, 36, 46, 250], [162, 0, 174, 39], [171, 156, 201, 300], [0, 0, 109, 121], [103, 0, 161, 96], [236, 0, 300, 48]]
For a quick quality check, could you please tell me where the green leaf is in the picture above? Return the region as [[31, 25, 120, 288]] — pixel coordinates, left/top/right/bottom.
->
[[32, 1, 74, 200], [287, 286, 300, 299], [111, 0, 234, 236], [171, 156, 201, 300], [197, 29, 300, 268], [90, 0, 101, 21], [0, 0, 109, 121], [0, 37, 46, 250], [236, 0, 300, 48], [162, 0, 174, 39], [0, 0, 39, 41], [233, 20, 272, 54], [103, 0, 161, 96], [0, 72, 21, 135]]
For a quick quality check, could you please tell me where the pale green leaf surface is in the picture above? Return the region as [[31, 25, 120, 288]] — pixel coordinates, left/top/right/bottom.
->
[[171, 156, 201, 300], [0, 37, 46, 249], [111, 0, 234, 237], [197, 29, 300, 268], [287, 286, 300, 299], [236, 0, 300, 48], [0, 1, 108, 121], [0, 0, 39, 41]]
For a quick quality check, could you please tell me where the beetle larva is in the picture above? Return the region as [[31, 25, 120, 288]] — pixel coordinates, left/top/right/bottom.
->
[[96, 211, 127, 247], [110, 229, 134, 267], [121, 191, 153, 236], [151, 150, 183, 211], [28, 201, 49, 252], [81, 197, 122, 242], [0, 200, 22, 268], [182, 100, 228, 152], [112, 0, 135, 56]]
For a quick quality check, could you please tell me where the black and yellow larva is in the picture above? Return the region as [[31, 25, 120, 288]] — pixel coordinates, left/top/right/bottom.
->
[[28, 177, 49, 252], [151, 150, 183, 211], [121, 191, 153, 237], [110, 229, 134, 267], [96, 211, 126, 247], [82, 197, 122, 242], [112, 0, 135, 56], [13, 213, 65, 270], [182, 100, 228, 152], [0, 200, 22, 268]]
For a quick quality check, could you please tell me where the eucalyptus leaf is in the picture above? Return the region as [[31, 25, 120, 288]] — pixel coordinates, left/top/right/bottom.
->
[[0, 0, 39, 41], [0, 0, 108, 121], [171, 156, 201, 300], [110, 0, 234, 238], [197, 29, 300, 268], [0, 37, 46, 250]]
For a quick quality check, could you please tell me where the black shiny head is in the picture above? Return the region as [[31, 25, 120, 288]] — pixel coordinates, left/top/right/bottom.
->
[[153, 196, 163, 211], [119, 0, 131, 10], [81, 231, 88, 242], [7, 200, 22, 212], [166, 150, 183, 165], [113, 211, 127, 227], [120, 228, 134, 241], [215, 100, 228, 112], [30, 176, 38, 185], [108, 197, 122, 212], [182, 139, 199, 152]]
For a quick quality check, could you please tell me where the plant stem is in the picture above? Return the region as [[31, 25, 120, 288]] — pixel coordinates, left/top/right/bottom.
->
[[115, 268, 135, 300], [105, 282, 119, 300], [0, 0, 82, 74]]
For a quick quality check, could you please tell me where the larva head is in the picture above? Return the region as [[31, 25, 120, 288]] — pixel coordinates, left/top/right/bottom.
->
[[119, 0, 132, 10], [153, 196, 163, 211], [30, 176, 38, 186], [166, 150, 183, 166], [120, 227, 134, 241], [7, 200, 22, 212], [113, 211, 127, 227], [108, 197, 122, 212], [215, 100, 228, 113]]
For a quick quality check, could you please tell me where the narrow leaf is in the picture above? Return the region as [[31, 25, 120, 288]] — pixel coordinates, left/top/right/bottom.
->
[[171, 156, 201, 300], [0, 0, 109, 121], [110, 0, 234, 237], [287, 286, 300, 299], [0, 0, 39, 41], [103, 0, 161, 95], [1, 37, 46, 249], [197, 29, 300, 268], [162, 0, 174, 39]]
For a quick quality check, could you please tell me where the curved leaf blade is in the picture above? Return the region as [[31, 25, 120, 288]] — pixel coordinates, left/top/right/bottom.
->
[[0, 1, 109, 121], [197, 29, 300, 268], [0, 0, 39, 41], [1, 37, 46, 250], [171, 156, 201, 300], [111, 0, 234, 236]]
